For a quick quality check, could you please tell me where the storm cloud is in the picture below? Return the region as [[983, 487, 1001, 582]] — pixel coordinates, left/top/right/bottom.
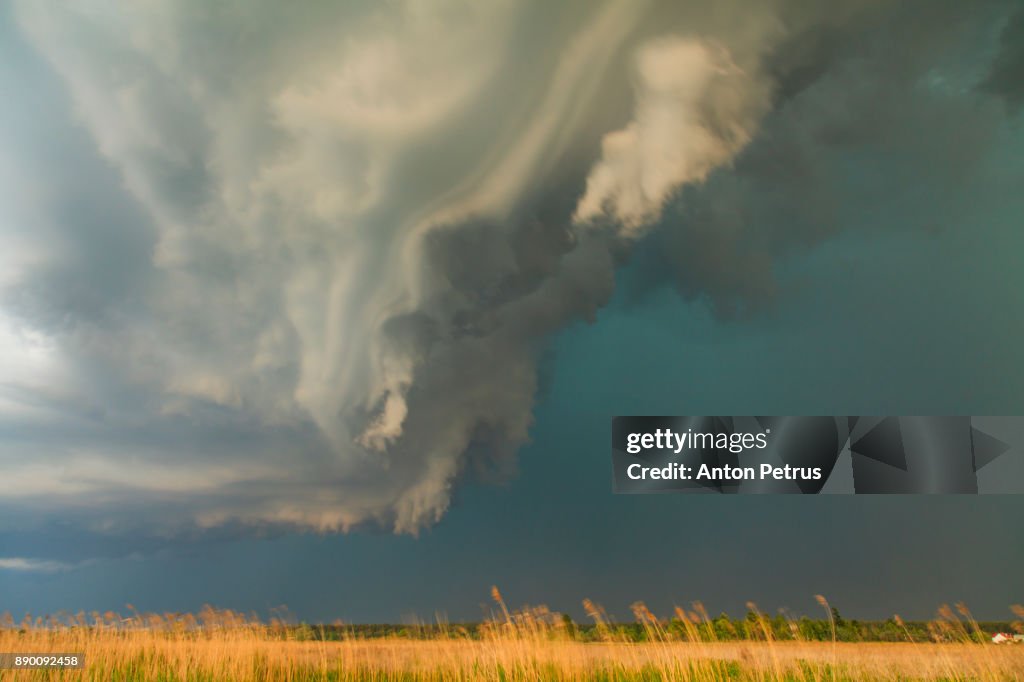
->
[[1, 0, 1019, 541]]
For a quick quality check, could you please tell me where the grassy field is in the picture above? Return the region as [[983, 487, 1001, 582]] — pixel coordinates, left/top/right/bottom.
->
[[2, 593, 1021, 681]]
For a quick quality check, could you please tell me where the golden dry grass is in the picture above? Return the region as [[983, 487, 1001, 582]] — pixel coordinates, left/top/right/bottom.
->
[[1, 595, 1021, 681]]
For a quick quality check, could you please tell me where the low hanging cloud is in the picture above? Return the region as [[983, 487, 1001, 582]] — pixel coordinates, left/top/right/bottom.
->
[[0, 557, 74, 574], [0, 0, 1019, 540]]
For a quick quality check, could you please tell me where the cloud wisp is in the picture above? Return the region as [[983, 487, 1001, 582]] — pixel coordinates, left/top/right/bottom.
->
[[0, 557, 75, 574]]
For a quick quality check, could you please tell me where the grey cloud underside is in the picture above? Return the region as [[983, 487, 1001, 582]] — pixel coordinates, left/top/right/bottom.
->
[[629, 0, 1019, 316], [981, 4, 1024, 112], [0, 0, 1019, 539]]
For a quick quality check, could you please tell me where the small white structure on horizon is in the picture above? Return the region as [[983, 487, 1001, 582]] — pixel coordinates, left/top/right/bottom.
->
[[990, 632, 1016, 644]]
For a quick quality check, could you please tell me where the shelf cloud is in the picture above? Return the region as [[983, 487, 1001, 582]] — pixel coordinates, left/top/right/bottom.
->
[[0, 0, 1017, 540]]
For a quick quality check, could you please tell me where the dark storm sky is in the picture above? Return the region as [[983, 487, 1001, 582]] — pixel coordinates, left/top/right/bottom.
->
[[1, 0, 1022, 623]]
